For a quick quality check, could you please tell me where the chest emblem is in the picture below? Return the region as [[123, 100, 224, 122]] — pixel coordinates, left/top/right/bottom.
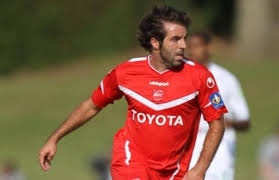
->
[[153, 89, 164, 101]]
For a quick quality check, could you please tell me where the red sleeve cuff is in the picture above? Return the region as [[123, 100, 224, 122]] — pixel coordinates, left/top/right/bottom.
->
[[91, 89, 110, 109], [202, 106, 228, 122]]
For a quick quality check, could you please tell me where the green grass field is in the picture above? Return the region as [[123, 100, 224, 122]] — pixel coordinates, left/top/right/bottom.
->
[[0, 53, 278, 180]]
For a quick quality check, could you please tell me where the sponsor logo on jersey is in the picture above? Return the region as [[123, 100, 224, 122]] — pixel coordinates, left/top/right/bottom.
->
[[149, 81, 169, 87], [131, 109, 183, 127], [206, 77, 215, 88], [210, 92, 224, 109], [153, 89, 164, 101]]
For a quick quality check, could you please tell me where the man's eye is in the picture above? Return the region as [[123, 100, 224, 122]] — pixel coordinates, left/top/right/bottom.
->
[[172, 37, 180, 41]]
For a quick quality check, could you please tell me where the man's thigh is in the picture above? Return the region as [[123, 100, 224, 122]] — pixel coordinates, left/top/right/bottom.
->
[[111, 163, 151, 180]]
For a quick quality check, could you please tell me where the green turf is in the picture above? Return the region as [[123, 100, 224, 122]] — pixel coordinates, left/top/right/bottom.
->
[[0, 54, 278, 180]]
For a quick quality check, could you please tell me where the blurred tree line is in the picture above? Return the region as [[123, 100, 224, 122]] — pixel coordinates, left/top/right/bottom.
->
[[0, 0, 234, 74]]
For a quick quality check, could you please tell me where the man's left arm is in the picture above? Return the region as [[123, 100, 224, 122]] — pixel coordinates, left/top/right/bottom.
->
[[184, 116, 225, 180], [184, 69, 227, 180]]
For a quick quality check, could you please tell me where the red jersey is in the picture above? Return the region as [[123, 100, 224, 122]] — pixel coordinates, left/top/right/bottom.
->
[[92, 56, 227, 177]]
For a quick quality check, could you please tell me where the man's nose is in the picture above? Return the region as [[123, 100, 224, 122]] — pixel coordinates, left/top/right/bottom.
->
[[179, 39, 187, 49]]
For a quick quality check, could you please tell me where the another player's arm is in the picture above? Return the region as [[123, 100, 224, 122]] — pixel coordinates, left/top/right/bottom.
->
[[224, 76, 250, 131], [225, 119, 250, 131], [39, 97, 101, 171]]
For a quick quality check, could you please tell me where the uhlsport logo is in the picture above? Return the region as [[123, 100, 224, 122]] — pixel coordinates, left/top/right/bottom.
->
[[131, 109, 183, 127], [149, 81, 169, 87]]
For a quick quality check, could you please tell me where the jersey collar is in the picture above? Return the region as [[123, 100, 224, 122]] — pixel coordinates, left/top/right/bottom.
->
[[147, 55, 170, 74]]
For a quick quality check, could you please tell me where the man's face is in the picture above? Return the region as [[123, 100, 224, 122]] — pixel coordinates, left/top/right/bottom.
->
[[187, 36, 209, 64], [159, 22, 187, 69]]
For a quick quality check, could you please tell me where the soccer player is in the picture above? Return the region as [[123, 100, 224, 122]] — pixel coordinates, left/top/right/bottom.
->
[[39, 6, 227, 180], [188, 32, 250, 180], [258, 123, 279, 180]]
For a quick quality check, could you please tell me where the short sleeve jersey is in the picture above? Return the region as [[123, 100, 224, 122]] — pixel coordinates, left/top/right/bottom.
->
[[91, 56, 227, 174]]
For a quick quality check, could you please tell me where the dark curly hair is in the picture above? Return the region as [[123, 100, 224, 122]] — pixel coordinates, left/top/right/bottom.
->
[[137, 6, 191, 52]]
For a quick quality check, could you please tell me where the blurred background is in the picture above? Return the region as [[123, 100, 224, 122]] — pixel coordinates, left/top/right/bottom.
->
[[0, 0, 278, 179]]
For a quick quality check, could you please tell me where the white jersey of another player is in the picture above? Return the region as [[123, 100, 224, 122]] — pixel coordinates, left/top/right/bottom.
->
[[189, 62, 250, 180]]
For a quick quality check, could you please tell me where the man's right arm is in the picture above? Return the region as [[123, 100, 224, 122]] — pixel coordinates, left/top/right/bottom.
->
[[39, 66, 122, 171], [39, 97, 100, 171]]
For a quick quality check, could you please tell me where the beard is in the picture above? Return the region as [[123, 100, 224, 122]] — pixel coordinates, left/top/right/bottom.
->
[[159, 45, 184, 69]]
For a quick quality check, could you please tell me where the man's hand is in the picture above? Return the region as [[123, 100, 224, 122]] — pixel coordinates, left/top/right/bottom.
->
[[39, 140, 57, 171], [38, 97, 100, 171], [183, 167, 205, 180]]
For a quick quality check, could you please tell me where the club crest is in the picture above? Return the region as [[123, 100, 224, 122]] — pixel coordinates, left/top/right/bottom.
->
[[153, 89, 164, 101]]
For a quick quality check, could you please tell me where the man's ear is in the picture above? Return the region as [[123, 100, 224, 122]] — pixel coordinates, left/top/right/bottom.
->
[[150, 37, 160, 50]]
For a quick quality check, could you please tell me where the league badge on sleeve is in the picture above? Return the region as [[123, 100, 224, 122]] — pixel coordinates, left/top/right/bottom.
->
[[210, 92, 224, 109]]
